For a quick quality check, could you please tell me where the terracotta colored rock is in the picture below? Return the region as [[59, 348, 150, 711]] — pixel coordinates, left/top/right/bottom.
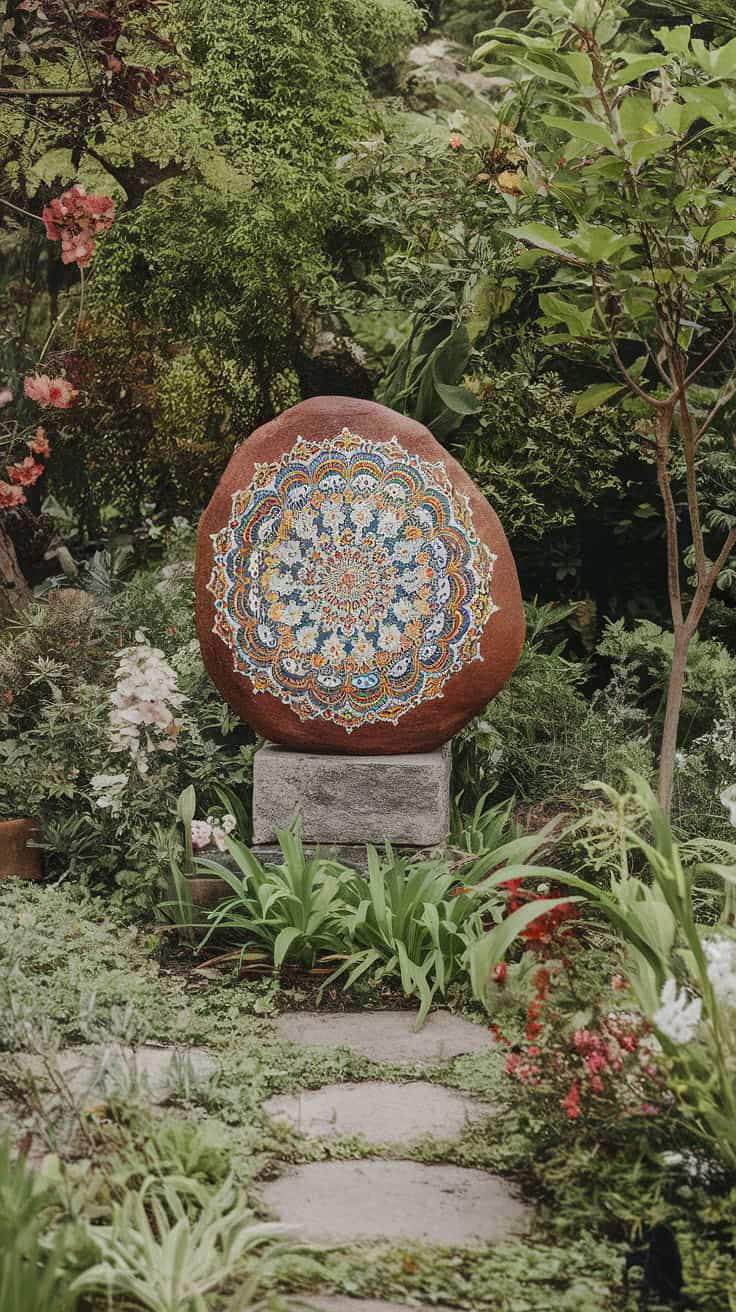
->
[[195, 397, 524, 753]]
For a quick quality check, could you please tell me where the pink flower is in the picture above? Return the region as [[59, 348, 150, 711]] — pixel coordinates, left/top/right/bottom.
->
[[0, 387, 12, 407], [561, 1079, 581, 1119], [0, 481, 25, 509], [42, 185, 115, 268], [28, 427, 50, 458], [7, 456, 44, 486], [24, 374, 78, 409], [449, 133, 463, 149]]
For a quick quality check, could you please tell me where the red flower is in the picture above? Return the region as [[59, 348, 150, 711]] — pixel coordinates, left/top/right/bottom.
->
[[28, 427, 50, 458], [7, 456, 43, 486], [492, 962, 508, 986], [449, 133, 463, 149], [0, 481, 25, 508], [24, 374, 77, 409], [561, 1078, 581, 1119]]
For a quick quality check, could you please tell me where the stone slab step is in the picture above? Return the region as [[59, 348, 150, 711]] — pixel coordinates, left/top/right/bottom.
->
[[259, 1160, 531, 1246], [274, 1010, 494, 1066], [264, 1080, 493, 1144]]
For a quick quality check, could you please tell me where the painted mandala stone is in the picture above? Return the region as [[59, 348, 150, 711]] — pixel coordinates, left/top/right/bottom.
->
[[195, 397, 524, 753]]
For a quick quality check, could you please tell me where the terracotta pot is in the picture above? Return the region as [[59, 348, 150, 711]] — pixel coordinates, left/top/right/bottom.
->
[[0, 819, 42, 881], [187, 876, 232, 910]]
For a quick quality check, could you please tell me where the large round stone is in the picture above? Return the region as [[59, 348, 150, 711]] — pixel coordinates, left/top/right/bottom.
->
[[195, 397, 523, 753]]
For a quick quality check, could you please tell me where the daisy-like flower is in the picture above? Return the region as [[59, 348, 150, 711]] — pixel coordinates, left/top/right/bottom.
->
[[653, 978, 701, 1045], [7, 456, 43, 486], [322, 500, 346, 533], [394, 539, 419, 564], [281, 601, 303, 627], [350, 503, 372, 530], [393, 597, 413, 623], [378, 623, 402, 653], [273, 539, 302, 566], [323, 631, 346, 664], [377, 508, 401, 539], [0, 481, 25, 508], [24, 373, 78, 409], [352, 635, 376, 665], [296, 624, 318, 653]]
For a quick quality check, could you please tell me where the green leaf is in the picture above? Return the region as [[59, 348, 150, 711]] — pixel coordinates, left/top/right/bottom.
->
[[542, 115, 616, 150], [575, 382, 627, 416], [273, 926, 303, 968], [509, 223, 575, 261], [653, 25, 690, 55], [611, 55, 667, 86], [433, 380, 481, 415]]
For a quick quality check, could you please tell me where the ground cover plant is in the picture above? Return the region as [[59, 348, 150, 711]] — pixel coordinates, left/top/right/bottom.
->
[[1, 0, 736, 1309]]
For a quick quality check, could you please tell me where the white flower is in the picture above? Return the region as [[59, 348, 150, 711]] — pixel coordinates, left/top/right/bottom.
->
[[394, 539, 419, 564], [392, 598, 413, 623], [703, 936, 736, 1010], [322, 500, 346, 533], [269, 571, 294, 596], [280, 601, 303, 627], [350, 503, 372, 530], [720, 784, 736, 828], [323, 632, 346, 664], [653, 978, 701, 1044], [352, 635, 376, 665], [377, 508, 401, 539], [108, 637, 184, 774], [191, 820, 213, 850], [378, 623, 402, 653], [294, 509, 317, 539]]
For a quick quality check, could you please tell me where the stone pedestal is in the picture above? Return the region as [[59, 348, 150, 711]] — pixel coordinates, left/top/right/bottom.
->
[[251, 742, 451, 848]]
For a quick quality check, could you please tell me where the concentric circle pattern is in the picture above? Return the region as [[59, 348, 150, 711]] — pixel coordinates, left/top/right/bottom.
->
[[207, 428, 498, 731]]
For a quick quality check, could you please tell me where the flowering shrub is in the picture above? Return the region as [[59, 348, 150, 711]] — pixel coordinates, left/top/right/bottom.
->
[[503, 1002, 664, 1126], [191, 814, 236, 853]]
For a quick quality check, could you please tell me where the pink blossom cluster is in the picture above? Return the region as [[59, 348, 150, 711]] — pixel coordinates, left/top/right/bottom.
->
[[24, 374, 78, 409], [191, 814, 237, 852], [0, 425, 51, 509], [42, 185, 115, 268]]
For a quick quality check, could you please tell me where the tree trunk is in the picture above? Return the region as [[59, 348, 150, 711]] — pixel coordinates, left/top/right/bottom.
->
[[0, 520, 29, 622], [657, 625, 690, 817]]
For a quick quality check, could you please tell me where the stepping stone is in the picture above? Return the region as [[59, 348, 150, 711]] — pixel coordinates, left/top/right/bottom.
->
[[6, 1045, 217, 1106], [273, 1010, 494, 1066], [264, 1081, 493, 1144], [259, 1160, 531, 1246], [303, 1300, 455, 1312]]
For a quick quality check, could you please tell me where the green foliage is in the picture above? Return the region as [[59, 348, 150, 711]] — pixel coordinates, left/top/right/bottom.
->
[[598, 618, 736, 745], [454, 603, 655, 806], [0, 1139, 72, 1312]]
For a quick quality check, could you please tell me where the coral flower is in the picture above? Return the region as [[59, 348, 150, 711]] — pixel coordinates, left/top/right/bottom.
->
[[23, 374, 78, 409], [7, 456, 44, 486], [42, 184, 115, 268], [28, 427, 51, 458], [449, 133, 463, 149], [0, 480, 25, 508], [561, 1079, 581, 1119]]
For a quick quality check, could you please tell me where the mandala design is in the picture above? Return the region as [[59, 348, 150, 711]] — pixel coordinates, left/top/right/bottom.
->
[[207, 429, 498, 731]]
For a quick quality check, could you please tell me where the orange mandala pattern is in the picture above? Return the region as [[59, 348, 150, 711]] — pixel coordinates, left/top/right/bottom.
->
[[208, 429, 498, 731]]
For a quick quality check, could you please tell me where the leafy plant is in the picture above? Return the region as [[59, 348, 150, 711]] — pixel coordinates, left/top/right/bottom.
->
[[474, 1, 736, 812], [72, 1175, 295, 1312], [0, 1137, 72, 1312]]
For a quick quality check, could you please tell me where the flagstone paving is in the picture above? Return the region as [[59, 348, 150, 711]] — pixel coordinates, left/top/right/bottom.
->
[[264, 1080, 494, 1144], [273, 1009, 495, 1065], [258, 1160, 531, 1246]]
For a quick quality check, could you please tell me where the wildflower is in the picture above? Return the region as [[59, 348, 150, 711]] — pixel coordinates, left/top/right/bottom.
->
[[449, 132, 463, 149], [206, 812, 237, 851], [7, 456, 44, 486], [611, 972, 628, 991], [0, 386, 12, 406], [720, 784, 736, 828], [108, 635, 185, 774], [492, 962, 508, 986], [42, 184, 115, 267], [653, 978, 701, 1045], [0, 481, 25, 508], [28, 427, 50, 458], [561, 1078, 581, 1119], [703, 936, 736, 1010], [23, 374, 77, 409], [191, 819, 213, 851]]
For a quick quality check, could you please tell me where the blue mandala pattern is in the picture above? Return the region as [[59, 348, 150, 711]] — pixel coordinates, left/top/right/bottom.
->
[[208, 428, 498, 731]]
